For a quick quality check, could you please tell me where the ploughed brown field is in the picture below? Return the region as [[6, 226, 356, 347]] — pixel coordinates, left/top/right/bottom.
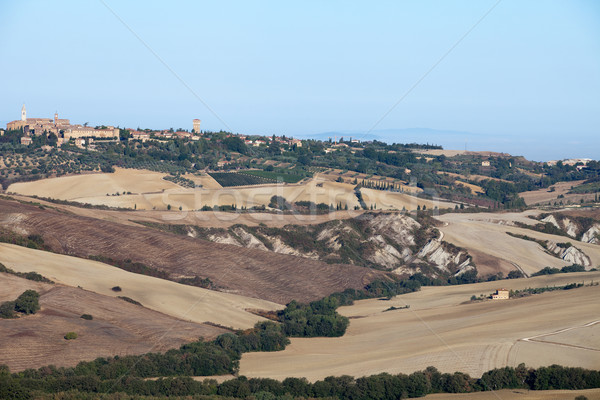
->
[[240, 272, 600, 381], [0, 273, 227, 372], [0, 198, 383, 304], [0, 243, 283, 329]]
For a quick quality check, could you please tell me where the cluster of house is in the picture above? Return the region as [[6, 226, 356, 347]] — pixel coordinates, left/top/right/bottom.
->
[[241, 136, 303, 148], [8, 107, 364, 154], [8, 105, 119, 147], [130, 130, 200, 142]]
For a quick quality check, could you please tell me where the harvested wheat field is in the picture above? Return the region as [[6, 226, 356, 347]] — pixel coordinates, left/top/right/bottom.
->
[[0, 243, 282, 329], [8, 169, 365, 211], [519, 180, 588, 205], [437, 171, 510, 183], [0, 273, 227, 372], [436, 211, 600, 276], [6, 194, 364, 228], [423, 388, 600, 399], [239, 272, 600, 382], [7, 167, 186, 199], [0, 198, 382, 304], [135, 177, 364, 211], [8, 168, 431, 211], [455, 180, 485, 195], [360, 188, 457, 211]]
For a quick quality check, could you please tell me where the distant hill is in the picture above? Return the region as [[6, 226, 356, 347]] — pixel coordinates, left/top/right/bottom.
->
[[297, 127, 478, 148]]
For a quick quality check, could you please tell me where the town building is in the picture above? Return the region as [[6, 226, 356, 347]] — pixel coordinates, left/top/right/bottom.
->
[[64, 126, 119, 139], [6, 105, 118, 140], [131, 131, 151, 142], [193, 119, 201, 133], [492, 289, 509, 300], [481, 161, 491, 167]]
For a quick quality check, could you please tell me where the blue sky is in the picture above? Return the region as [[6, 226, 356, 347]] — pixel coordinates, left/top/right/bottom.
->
[[1, 0, 599, 161]]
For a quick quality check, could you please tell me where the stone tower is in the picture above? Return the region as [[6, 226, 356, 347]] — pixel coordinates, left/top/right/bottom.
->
[[54, 112, 58, 123], [193, 119, 201, 134], [21, 104, 26, 121]]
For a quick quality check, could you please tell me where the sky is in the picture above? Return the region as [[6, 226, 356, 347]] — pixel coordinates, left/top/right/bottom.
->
[[1, 0, 599, 161]]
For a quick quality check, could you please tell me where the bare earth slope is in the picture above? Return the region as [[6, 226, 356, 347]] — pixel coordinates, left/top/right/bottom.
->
[[0, 273, 227, 372], [0, 243, 281, 329], [239, 272, 600, 381], [0, 198, 382, 304]]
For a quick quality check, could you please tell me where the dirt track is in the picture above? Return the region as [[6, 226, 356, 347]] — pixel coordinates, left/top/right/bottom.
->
[[0, 273, 227, 372]]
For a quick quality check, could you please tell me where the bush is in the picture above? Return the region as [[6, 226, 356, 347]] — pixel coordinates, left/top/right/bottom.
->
[[111, 286, 122, 292], [64, 332, 78, 340], [0, 301, 16, 319], [14, 290, 40, 315], [80, 314, 93, 320], [118, 296, 142, 306]]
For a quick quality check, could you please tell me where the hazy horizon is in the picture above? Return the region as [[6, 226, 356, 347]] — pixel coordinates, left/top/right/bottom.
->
[[1, 1, 599, 161]]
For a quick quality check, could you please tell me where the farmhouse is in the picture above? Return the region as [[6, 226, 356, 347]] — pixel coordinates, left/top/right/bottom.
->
[[492, 289, 509, 300]]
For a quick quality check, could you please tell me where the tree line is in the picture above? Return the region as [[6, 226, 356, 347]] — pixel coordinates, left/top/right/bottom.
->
[[2, 364, 599, 399]]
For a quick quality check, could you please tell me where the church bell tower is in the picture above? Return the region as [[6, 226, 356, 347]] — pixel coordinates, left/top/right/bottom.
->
[[21, 104, 26, 121]]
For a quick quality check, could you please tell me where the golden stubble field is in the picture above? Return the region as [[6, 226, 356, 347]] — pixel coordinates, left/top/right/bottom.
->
[[519, 180, 591, 205], [423, 388, 600, 400], [0, 243, 283, 330], [7, 168, 457, 212], [239, 272, 600, 382], [436, 211, 600, 277]]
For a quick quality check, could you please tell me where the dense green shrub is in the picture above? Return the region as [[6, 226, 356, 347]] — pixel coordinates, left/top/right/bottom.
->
[[118, 296, 142, 306], [0, 263, 53, 283], [14, 290, 40, 315], [532, 264, 587, 276], [0, 301, 16, 319], [64, 332, 78, 340]]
